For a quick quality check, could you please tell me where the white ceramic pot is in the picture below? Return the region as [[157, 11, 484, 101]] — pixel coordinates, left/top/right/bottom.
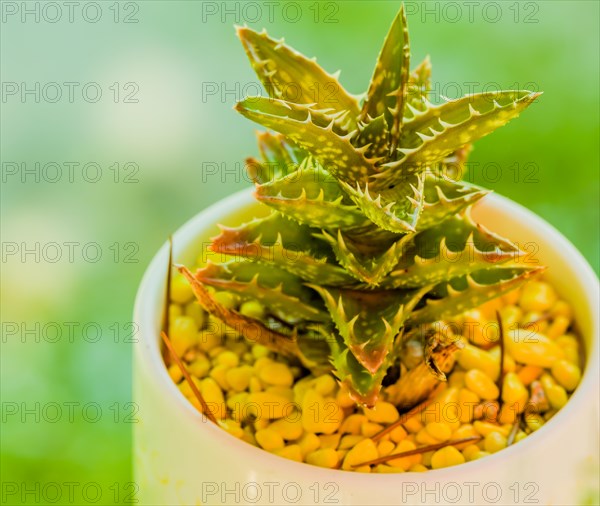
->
[[134, 188, 599, 506]]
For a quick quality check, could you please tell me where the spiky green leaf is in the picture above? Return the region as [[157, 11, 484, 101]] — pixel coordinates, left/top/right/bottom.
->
[[237, 26, 359, 129], [178, 265, 300, 356], [309, 284, 427, 374], [428, 143, 473, 183], [210, 213, 355, 286], [344, 224, 401, 246], [352, 114, 390, 161], [250, 132, 298, 182], [405, 56, 432, 114], [373, 91, 542, 186], [236, 97, 378, 184], [329, 333, 389, 407], [245, 157, 269, 184], [407, 267, 544, 325], [417, 174, 487, 230], [341, 174, 424, 233], [318, 229, 409, 286], [196, 260, 328, 324], [255, 164, 370, 229], [296, 329, 334, 374], [360, 5, 410, 152], [383, 212, 523, 289]]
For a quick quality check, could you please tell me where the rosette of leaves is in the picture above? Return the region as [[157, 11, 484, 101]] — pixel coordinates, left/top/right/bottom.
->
[[179, 5, 542, 406]]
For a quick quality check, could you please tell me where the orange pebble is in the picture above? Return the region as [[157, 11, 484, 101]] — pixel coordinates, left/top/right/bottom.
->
[[517, 365, 543, 386]]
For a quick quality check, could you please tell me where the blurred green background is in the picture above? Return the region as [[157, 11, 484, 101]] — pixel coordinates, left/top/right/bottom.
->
[[1, 1, 598, 504]]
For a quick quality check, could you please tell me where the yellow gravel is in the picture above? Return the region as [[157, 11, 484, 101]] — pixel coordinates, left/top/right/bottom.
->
[[164, 279, 583, 472]]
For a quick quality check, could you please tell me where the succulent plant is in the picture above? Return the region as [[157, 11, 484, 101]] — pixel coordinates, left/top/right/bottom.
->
[[179, 5, 543, 406]]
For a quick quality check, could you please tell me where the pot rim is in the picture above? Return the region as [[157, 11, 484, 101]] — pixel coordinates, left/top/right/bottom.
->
[[134, 187, 600, 481]]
